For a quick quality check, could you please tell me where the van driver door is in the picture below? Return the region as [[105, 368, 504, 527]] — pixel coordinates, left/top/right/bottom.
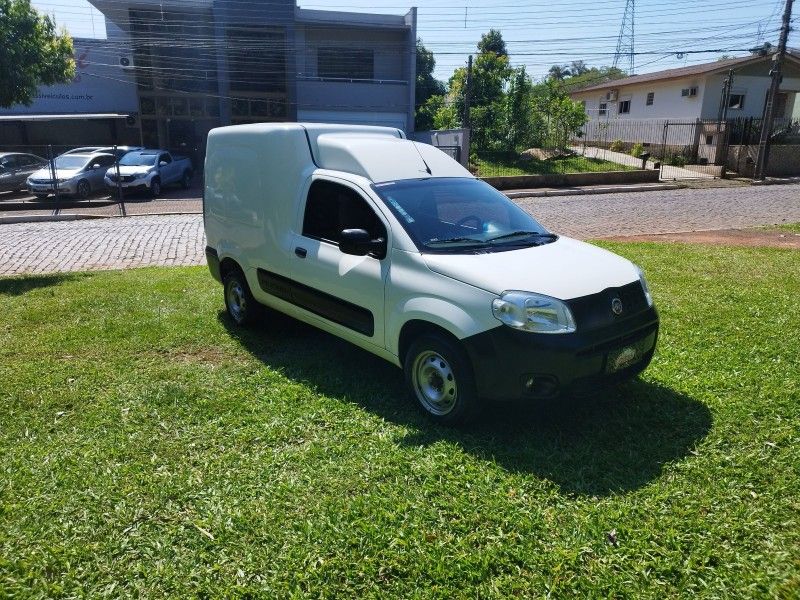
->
[[271, 176, 389, 349]]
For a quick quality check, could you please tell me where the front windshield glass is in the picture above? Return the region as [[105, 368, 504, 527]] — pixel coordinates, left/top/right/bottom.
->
[[373, 178, 555, 253], [119, 153, 158, 166], [54, 156, 90, 170]]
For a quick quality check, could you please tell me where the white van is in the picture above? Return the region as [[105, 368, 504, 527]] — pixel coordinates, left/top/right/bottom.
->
[[204, 123, 659, 424]]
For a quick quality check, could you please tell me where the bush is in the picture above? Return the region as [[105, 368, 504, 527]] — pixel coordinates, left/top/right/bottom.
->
[[630, 142, 644, 157], [668, 154, 687, 167], [610, 139, 625, 152]]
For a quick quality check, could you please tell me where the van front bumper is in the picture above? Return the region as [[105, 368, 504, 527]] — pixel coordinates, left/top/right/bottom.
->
[[461, 306, 659, 402]]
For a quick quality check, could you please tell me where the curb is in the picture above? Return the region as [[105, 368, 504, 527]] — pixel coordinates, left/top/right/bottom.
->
[[751, 177, 800, 186], [0, 211, 202, 225], [505, 183, 681, 199]]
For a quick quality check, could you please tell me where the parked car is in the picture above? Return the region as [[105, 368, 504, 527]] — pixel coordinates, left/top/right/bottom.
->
[[27, 152, 117, 199], [0, 153, 49, 193], [104, 149, 192, 197], [62, 145, 143, 159], [203, 124, 659, 425]]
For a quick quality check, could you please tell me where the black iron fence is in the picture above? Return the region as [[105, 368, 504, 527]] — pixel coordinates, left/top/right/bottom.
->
[[0, 142, 200, 214]]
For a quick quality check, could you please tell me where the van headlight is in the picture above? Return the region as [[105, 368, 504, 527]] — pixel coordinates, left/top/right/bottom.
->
[[636, 265, 654, 307], [491, 291, 576, 334]]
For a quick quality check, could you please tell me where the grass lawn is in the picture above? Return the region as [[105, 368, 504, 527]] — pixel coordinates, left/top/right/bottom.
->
[[474, 153, 633, 177], [1, 243, 799, 597]]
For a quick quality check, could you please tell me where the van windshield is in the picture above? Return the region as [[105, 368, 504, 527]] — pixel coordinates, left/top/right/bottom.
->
[[372, 178, 555, 253]]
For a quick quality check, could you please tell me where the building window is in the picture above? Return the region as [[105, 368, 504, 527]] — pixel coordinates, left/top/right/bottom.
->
[[599, 101, 607, 116], [728, 93, 745, 110], [317, 48, 375, 80], [618, 100, 631, 114], [646, 92, 654, 106]]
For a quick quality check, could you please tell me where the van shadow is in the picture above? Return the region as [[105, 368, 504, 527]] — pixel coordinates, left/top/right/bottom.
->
[[221, 311, 712, 497], [0, 272, 81, 296]]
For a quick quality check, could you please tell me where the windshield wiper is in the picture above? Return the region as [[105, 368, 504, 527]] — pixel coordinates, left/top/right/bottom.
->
[[486, 231, 558, 243], [427, 236, 488, 246]]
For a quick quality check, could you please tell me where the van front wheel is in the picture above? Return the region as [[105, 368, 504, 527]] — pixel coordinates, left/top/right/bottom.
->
[[404, 333, 480, 425], [223, 270, 258, 327]]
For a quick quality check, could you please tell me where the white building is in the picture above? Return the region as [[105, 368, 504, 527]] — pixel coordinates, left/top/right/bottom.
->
[[571, 53, 800, 139]]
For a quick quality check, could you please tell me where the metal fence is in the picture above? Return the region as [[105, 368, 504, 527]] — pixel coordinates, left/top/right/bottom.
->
[[0, 142, 199, 215]]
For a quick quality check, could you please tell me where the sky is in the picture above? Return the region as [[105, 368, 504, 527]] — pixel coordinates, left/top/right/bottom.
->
[[32, 0, 796, 83]]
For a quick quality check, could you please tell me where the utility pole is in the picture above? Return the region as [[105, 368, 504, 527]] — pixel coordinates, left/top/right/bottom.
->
[[463, 54, 473, 129], [754, 0, 793, 180]]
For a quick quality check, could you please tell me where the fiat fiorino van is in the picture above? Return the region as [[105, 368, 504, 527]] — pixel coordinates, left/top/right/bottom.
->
[[204, 123, 658, 424]]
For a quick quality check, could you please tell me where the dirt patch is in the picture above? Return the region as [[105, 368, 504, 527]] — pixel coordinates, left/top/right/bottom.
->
[[603, 228, 800, 249]]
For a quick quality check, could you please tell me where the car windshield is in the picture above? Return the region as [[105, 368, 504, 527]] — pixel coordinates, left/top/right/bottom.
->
[[54, 156, 90, 169], [119, 153, 157, 166], [372, 178, 555, 253]]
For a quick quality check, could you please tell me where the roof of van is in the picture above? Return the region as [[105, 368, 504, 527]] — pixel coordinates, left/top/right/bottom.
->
[[207, 123, 472, 183]]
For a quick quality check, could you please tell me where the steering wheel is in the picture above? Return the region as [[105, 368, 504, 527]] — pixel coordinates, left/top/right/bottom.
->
[[456, 215, 482, 230]]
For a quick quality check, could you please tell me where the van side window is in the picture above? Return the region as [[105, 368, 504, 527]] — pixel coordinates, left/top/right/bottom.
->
[[302, 180, 386, 246]]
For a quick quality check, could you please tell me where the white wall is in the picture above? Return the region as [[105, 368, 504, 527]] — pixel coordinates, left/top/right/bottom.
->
[[0, 37, 138, 116], [574, 77, 707, 123]]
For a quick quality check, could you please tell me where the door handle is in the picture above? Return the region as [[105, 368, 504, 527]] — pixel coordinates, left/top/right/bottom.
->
[[294, 247, 307, 258]]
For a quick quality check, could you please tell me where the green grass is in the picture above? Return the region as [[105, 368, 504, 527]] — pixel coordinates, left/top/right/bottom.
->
[[1, 243, 799, 597], [773, 222, 800, 233], [475, 152, 633, 177]]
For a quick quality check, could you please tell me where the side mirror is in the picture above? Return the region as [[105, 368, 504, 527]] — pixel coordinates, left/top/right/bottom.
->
[[159, 161, 168, 167], [339, 228, 385, 258]]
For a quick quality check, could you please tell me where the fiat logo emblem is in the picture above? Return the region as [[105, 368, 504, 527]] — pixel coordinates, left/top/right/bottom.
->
[[611, 297, 623, 315]]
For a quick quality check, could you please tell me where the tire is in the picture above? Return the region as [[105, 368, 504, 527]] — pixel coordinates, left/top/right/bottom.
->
[[404, 333, 481, 425], [180, 171, 192, 190], [150, 177, 161, 198], [76, 179, 91, 200], [223, 269, 259, 327]]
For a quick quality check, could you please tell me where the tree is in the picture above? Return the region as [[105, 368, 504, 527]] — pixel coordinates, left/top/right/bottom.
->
[[414, 39, 446, 130], [503, 66, 536, 152], [534, 79, 588, 150], [477, 29, 507, 57], [559, 65, 627, 91], [547, 64, 572, 81], [570, 60, 590, 76], [0, 0, 75, 108]]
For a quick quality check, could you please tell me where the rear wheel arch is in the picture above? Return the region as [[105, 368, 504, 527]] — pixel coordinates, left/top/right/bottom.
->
[[219, 257, 243, 280]]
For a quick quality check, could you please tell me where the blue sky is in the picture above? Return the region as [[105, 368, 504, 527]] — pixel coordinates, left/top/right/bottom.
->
[[33, 0, 795, 82]]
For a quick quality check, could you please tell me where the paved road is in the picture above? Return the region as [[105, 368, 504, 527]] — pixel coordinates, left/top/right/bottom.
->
[[1, 184, 798, 276]]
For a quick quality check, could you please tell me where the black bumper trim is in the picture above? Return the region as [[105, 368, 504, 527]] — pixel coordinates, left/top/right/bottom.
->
[[462, 306, 659, 402]]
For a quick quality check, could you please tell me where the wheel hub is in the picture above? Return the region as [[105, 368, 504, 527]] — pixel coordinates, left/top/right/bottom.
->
[[412, 351, 457, 415]]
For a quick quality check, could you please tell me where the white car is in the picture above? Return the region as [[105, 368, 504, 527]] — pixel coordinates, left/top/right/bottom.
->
[[203, 123, 659, 424], [104, 150, 192, 197], [27, 152, 117, 199]]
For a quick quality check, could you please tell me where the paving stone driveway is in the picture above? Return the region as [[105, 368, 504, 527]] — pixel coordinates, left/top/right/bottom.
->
[[1, 184, 798, 276]]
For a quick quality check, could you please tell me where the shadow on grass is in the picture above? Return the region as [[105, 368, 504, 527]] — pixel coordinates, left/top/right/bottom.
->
[[222, 310, 712, 497], [0, 272, 81, 296]]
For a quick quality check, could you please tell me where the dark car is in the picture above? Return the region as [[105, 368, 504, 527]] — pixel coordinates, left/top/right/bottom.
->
[[0, 153, 49, 193]]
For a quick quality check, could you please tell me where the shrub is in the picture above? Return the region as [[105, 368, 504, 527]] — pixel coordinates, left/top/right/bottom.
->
[[630, 142, 645, 157], [668, 154, 687, 167], [609, 139, 625, 152]]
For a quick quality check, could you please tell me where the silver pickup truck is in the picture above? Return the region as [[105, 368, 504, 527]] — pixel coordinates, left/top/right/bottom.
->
[[104, 149, 193, 197]]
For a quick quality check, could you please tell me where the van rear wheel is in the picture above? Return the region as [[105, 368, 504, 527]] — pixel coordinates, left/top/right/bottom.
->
[[404, 333, 480, 425], [223, 270, 258, 327]]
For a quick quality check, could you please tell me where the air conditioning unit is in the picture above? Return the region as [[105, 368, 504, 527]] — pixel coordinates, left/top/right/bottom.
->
[[119, 55, 135, 69], [606, 90, 619, 101], [681, 86, 698, 98]]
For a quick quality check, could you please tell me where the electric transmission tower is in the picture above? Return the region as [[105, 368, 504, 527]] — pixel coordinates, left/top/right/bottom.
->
[[613, 0, 635, 74]]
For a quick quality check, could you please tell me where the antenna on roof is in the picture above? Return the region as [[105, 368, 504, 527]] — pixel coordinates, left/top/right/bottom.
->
[[412, 142, 433, 175], [613, 0, 635, 75]]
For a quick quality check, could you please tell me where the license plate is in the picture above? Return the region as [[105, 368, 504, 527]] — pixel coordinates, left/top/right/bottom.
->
[[606, 332, 655, 373], [608, 345, 639, 372]]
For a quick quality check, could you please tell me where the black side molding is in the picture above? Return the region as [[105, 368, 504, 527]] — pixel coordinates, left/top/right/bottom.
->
[[205, 246, 222, 283], [257, 268, 374, 337]]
